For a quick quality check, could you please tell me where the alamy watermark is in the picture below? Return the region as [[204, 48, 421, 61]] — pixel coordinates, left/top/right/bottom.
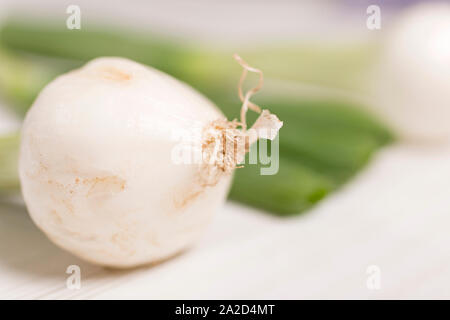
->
[[66, 264, 81, 289], [366, 5, 381, 30], [366, 264, 381, 290], [66, 5, 81, 30], [170, 126, 280, 175]]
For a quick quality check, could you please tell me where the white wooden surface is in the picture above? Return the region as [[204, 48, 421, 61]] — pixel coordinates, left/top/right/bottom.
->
[[1, 0, 449, 300], [2, 103, 450, 299]]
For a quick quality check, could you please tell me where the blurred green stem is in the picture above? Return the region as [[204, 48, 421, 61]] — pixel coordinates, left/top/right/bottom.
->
[[0, 20, 379, 103], [0, 133, 20, 194]]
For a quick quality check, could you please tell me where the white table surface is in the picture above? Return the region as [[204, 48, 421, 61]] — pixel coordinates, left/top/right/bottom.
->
[[1, 0, 449, 300]]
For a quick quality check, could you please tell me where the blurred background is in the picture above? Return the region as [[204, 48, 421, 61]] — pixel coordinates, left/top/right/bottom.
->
[[1, 0, 450, 299]]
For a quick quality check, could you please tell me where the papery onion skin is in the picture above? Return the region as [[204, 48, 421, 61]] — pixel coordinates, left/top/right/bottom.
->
[[19, 57, 232, 268]]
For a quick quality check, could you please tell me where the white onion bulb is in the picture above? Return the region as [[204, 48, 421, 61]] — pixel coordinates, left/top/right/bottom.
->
[[373, 2, 450, 142], [19, 57, 281, 267]]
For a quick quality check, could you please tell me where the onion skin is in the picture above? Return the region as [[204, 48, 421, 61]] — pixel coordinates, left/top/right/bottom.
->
[[19, 57, 232, 268]]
